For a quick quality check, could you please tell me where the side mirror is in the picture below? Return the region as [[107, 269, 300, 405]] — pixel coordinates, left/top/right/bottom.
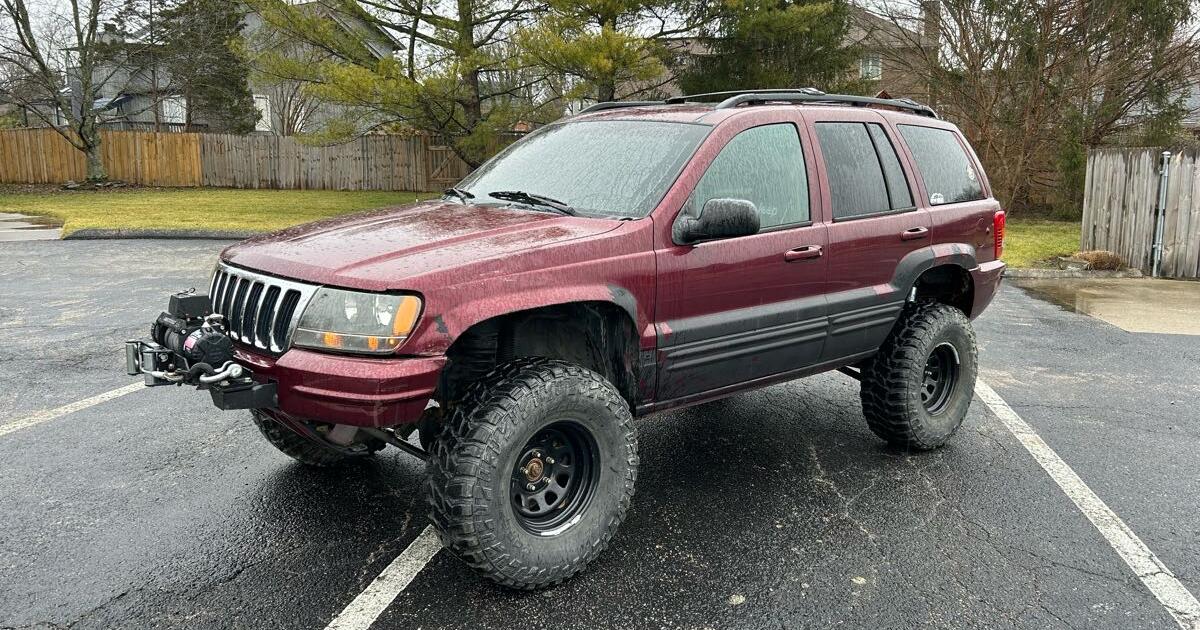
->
[[674, 198, 760, 244]]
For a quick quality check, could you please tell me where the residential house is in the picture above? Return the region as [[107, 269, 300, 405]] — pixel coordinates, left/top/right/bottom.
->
[[847, 6, 939, 104], [241, 3, 402, 135], [9, 4, 399, 135], [1183, 80, 1200, 138]]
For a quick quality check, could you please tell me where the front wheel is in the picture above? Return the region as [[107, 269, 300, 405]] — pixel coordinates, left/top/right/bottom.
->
[[860, 301, 978, 450], [425, 358, 638, 590]]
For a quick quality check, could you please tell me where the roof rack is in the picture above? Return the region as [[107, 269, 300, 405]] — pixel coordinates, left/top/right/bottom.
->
[[668, 88, 939, 119], [663, 88, 827, 104], [576, 89, 939, 119], [576, 100, 665, 114]]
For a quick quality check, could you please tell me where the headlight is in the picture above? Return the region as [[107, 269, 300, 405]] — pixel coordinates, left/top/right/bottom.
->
[[293, 288, 422, 355]]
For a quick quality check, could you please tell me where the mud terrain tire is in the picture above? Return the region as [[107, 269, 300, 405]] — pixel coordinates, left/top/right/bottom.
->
[[860, 301, 978, 450], [425, 357, 638, 590]]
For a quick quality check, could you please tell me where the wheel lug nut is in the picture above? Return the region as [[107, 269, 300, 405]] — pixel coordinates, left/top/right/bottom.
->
[[520, 467, 528, 475], [526, 483, 536, 491], [545, 457, 555, 464]]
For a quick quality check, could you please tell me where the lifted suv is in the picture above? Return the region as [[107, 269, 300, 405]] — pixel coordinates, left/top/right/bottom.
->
[[127, 90, 1005, 589]]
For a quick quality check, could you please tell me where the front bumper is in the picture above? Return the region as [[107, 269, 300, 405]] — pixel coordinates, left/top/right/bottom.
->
[[969, 259, 1007, 319], [235, 346, 445, 428]]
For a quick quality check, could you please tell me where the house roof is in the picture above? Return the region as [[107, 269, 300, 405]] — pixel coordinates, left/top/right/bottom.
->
[[285, 0, 403, 55]]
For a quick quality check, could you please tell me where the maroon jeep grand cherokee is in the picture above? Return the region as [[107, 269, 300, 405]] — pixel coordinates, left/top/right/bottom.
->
[[128, 90, 1005, 589]]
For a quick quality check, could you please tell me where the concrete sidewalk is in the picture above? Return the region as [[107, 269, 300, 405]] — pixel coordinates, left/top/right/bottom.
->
[[1009, 277, 1200, 335]]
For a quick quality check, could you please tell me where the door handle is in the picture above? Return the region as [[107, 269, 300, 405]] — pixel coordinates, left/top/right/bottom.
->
[[901, 226, 929, 241], [784, 245, 823, 262]]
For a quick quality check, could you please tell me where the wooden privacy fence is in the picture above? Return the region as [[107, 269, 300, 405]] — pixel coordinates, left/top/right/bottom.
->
[[1082, 147, 1200, 278], [0, 127, 478, 192], [0, 127, 201, 186]]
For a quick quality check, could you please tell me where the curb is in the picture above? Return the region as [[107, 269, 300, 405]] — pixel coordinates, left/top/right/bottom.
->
[[64, 228, 263, 240], [1005, 268, 1144, 279]]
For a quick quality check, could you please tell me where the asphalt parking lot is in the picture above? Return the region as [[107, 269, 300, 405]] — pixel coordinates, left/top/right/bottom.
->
[[2, 240, 1199, 630]]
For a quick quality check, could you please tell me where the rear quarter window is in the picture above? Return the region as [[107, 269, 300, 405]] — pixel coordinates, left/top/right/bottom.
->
[[897, 125, 985, 205]]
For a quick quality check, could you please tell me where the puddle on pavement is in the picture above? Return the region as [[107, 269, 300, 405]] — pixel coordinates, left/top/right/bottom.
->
[[0, 213, 62, 242], [1010, 276, 1200, 336]]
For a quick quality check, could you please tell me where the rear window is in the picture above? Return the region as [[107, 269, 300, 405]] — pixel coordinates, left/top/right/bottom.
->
[[456, 120, 709, 218], [897, 125, 985, 205], [814, 122, 912, 219]]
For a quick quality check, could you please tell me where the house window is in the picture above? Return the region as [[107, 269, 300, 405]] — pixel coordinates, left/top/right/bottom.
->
[[860, 54, 882, 81], [253, 94, 272, 132], [161, 96, 187, 124]]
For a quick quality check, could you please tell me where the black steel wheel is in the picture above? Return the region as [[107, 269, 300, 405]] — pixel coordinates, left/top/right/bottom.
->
[[860, 301, 978, 450], [921, 342, 960, 414], [510, 422, 600, 535], [425, 358, 638, 590]]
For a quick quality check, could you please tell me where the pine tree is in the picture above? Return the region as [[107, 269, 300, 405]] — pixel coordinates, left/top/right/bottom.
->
[[677, 0, 858, 95], [159, 0, 258, 133]]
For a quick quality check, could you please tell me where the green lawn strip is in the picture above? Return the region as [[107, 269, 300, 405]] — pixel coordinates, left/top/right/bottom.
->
[[0, 188, 439, 236], [1004, 218, 1081, 268], [0, 187, 1082, 267]]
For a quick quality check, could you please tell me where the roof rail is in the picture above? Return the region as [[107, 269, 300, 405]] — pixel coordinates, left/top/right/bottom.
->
[[576, 100, 665, 114], [669, 89, 939, 119], [663, 88, 826, 104]]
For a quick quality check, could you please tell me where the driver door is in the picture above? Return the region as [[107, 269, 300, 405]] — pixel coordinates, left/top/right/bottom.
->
[[654, 119, 829, 402]]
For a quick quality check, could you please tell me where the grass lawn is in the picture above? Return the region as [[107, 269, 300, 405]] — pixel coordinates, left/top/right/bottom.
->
[[1, 185, 1083, 267], [1004, 217, 1081, 268], [0, 186, 439, 236]]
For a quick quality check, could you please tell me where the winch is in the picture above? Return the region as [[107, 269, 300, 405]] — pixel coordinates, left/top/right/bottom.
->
[[125, 290, 276, 410]]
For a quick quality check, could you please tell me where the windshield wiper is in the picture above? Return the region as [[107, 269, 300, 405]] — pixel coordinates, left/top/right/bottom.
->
[[488, 190, 577, 216], [443, 187, 475, 204]]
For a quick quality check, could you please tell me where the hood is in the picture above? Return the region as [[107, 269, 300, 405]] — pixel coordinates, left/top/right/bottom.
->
[[221, 200, 622, 290]]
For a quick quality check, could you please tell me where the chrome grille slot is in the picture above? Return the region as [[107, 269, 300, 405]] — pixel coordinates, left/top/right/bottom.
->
[[241, 282, 264, 343], [208, 263, 319, 353], [255, 286, 281, 345]]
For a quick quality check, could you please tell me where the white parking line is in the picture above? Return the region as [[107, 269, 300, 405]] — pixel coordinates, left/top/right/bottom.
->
[[325, 526, 443, 630], [0, 382, 145, 438], [976, 380, 1200, 630]]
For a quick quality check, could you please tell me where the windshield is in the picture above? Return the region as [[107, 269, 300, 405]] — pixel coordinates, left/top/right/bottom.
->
[[454, 120, 710, 218]]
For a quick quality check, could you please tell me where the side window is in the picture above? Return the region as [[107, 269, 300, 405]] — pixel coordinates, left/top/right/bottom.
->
[[867, 124, 913, 209], [897, 125, 985, 205], [814, 122, 891, 219], [692, 123, 809, 230]]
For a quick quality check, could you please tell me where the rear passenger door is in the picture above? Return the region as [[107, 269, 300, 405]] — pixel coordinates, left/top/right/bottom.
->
[[803, 110, 931, 362]]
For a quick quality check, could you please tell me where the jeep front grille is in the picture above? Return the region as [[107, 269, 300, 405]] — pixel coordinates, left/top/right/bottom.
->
[[208, 263, 319, 353]]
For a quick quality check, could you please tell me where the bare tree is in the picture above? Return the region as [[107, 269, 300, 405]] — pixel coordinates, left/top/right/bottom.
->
[[0, 0, 118, 179], [251, 0, 545, 167], [865, 0, 1200, 212]]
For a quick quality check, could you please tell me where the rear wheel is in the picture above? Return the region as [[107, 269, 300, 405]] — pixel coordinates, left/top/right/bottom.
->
[[860, 301, 978, 450], [425, 358, 638, 590]]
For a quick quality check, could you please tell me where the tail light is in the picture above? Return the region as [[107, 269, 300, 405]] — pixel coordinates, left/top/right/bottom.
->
[[993, 210, 1006, 259]]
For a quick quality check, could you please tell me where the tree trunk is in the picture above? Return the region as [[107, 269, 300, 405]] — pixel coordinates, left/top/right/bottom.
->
[[597, 14, 618, 102], [83, 133, 107, 181], [597, 82, 616, 102], [455, 0, 484, 166]]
